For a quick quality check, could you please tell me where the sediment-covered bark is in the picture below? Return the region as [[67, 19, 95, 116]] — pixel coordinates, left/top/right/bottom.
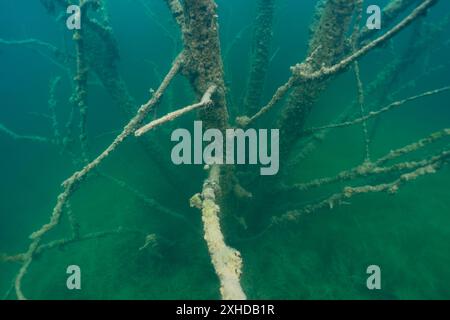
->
[[190, 165, 246, 300], [3, 0, 446, 301], [72, 15, 89, 163], [179, 0, 246, 299], [181, 0, 229, 132], [278, 0, 357, 157], [244, 0, 275, 115], [360, 0, 421, 42]]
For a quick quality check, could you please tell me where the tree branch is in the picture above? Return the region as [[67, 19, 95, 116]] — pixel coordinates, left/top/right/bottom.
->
[[292, 0, 438, 82], [135, 85, 217, 136], [190, 165, 247, 300], [285, 128, 450, 192], [243, 0, 438, 126], [13, 52, 184, 300], [274, 149, 449, 224], [0, 123, 50, 143]]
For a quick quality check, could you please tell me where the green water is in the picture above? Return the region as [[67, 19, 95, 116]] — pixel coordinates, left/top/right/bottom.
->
[[1, 0, 449, 300]]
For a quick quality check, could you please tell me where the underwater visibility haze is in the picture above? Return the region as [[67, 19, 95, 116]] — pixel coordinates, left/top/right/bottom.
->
[[1, 0, 450, 300]]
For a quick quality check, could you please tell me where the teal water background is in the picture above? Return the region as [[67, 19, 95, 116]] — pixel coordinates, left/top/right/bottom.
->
[[1, 0, 450, 299]]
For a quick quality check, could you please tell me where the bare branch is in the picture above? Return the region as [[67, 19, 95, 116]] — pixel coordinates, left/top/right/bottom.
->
[[274, 150, 449, 224], [285, 127, 450, 192], [243, 0, 438, 126], [13, 52, 184, 300], [0, 123, 50, 143], [359, 0, 422, 42], [163, 0, 186, 31], [243, 0, 276, 115], [1, 228, 148, 264], [35, 228, 147, 256], [351, 1, 371, 161], [0, 253, 26, 264], [135, 85, 217, 136], [101, 173, 198, 233], [236, 76, 296, 127], [48, 76, 63, 147], [292, 0, 438, 82]]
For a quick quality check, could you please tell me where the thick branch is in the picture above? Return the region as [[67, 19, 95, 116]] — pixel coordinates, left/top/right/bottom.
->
[[13, 53, 183, 300], [72, 24, 90, 163], [236, 76, 296, 127], [190, 166, 246, 300]]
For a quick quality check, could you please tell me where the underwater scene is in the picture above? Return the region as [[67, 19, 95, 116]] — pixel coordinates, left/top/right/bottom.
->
[[0, 0, 449, 300]]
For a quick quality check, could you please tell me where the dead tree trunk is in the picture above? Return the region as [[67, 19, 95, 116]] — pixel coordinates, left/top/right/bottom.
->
[[180, 0, 246, 299]]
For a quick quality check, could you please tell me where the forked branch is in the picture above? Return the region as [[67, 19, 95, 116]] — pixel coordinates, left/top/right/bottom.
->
[[242, 0, 438, 126], [12, 52, 184, 300], [190, 165, 247, 300]]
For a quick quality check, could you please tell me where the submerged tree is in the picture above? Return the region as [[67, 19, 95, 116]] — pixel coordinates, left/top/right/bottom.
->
[[1, 0, 449, 300]]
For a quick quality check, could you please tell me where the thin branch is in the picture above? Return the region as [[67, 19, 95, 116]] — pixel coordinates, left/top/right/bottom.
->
[[65, 201, 80, 240], [0, 123, 50, 143], [353, 62, 371, 161], [236, 76, 296, 128], [0, 37, 73, 73], [303, 86, 450, 134], [34, 228, 147, 256], [351, 1, 371, 161], [287, 101, 355, 168], [243, 0, 276, 115], [138, 0, 179, 54], [292, 0, 438, 82], [0, 253, 26, 264], [2, 276, 16, 300], [274, 150, 449, 224], [135, 85, 217, 137], [181, 0, 229, 132], [359, 0, 422, 42], [0, 38, 59, 51], [100, 173, 199, 233]]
